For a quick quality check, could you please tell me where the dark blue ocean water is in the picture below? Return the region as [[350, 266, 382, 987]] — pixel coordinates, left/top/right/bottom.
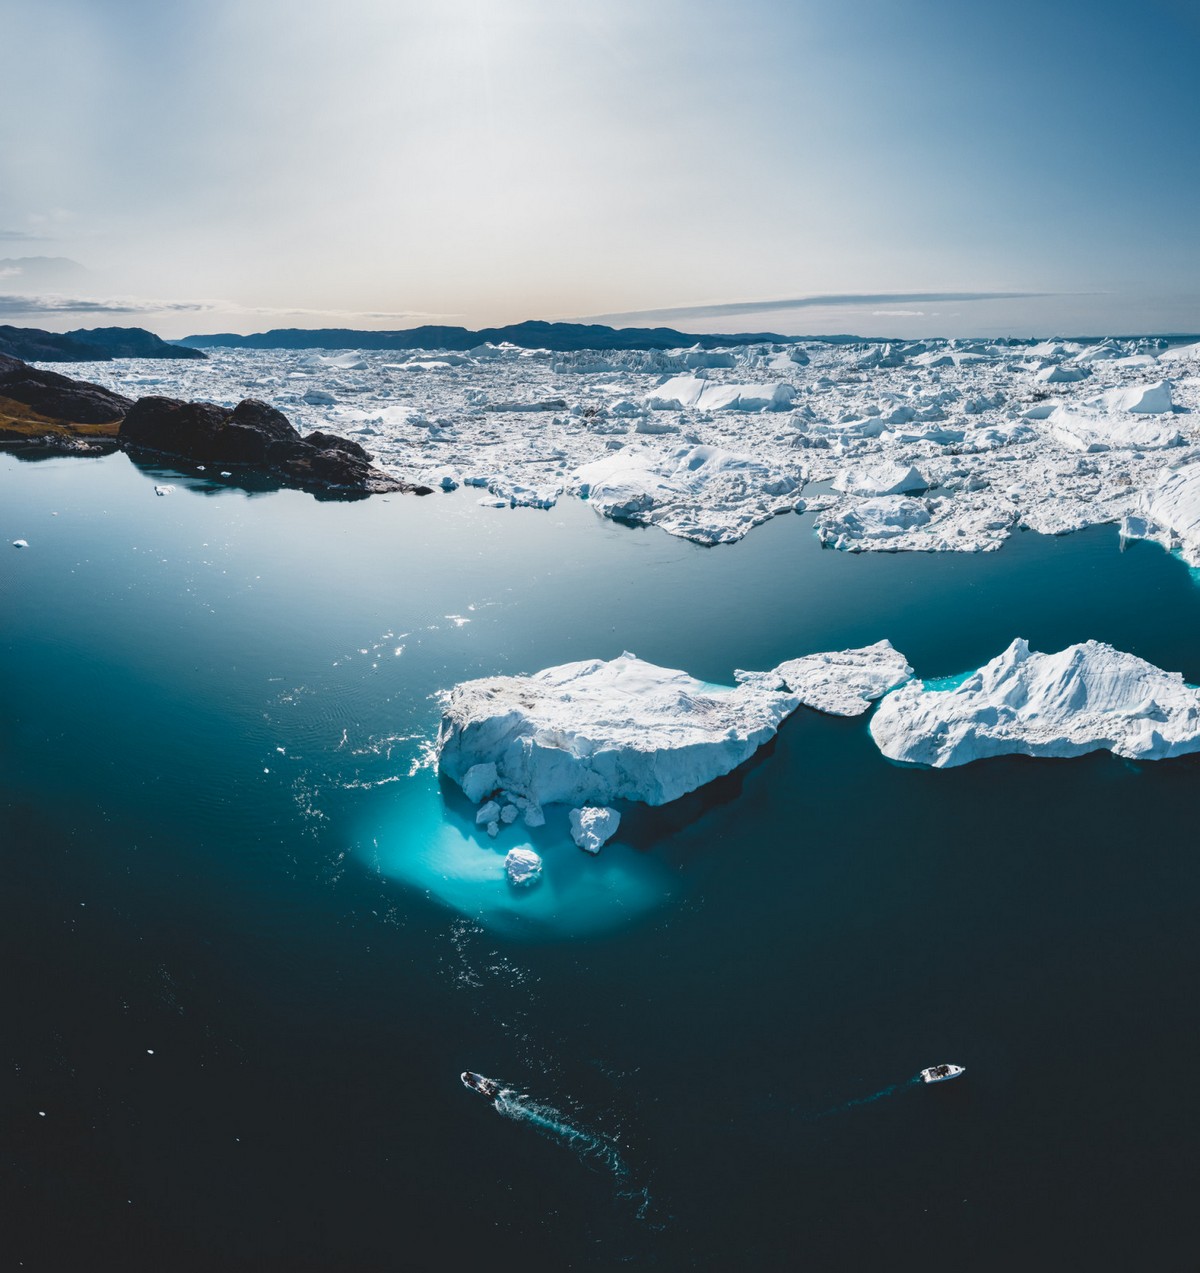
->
[[4, 450, 1200, 1270]]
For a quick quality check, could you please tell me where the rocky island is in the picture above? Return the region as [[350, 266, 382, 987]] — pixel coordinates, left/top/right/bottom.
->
[[0, 352, 426, 498]]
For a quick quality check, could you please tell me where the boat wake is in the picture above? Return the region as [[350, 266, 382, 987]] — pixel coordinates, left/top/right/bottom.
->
[[493, 1088, 630, 1181], [809, 1075, 922, 1120]]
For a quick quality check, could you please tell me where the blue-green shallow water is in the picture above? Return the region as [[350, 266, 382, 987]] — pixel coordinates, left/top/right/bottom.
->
[[4, 450, 1200, 1270]]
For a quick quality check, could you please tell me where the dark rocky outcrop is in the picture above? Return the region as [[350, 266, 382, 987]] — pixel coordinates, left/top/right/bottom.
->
[[0, 324, 206, 362], [120, 394, 425, 496], [0, 354, 425, 498], [0, 353, 131, 452]]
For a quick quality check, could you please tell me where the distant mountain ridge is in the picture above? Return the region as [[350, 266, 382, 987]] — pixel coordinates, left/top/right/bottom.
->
[[0, 324, 206, 362], [176, 319, 798, 353]]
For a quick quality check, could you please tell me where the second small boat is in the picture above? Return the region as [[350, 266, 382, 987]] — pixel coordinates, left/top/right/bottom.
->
[[920, 1063, 965, 1084]]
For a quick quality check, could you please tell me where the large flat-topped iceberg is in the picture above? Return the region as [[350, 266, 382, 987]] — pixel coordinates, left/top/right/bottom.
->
[[437, 652, 801, 808], [870, 638, 1200, 767], [736, 640, 913, 716], [437, 644, 914, 812]]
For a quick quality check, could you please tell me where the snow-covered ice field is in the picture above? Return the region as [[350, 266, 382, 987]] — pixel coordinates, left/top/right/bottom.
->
[[41, 335, 1200, 553]]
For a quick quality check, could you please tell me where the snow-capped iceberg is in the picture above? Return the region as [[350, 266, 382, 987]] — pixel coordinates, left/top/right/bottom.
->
[[870, 638, 1200, 767], [437, 652, 801, 808]]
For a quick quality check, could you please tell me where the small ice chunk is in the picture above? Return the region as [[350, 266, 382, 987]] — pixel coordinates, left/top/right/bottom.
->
[[154, 485, 175, 497], [11, 539, 29, 548], [475, 800, 501, 826], [461, 762, 498, 804], [486, 820, 499, 838], [505, 846, 543, 886], [569, 806, 621, 854], [523, 804, 546, 828], [500, 803, 519, 824]]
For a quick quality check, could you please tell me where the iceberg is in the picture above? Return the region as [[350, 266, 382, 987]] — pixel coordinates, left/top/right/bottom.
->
[[1121, 461, 1200, 566], [569, 807, 620, 854], [870, 638, 1200, 767], [438, 644, 914, 815], [832, 462, 928, 497], [815, 493, 1015, 553], [504, 847, 543, 886], [437, 652, 801, 808], [1086, 381, 1174, 414], [644, 374, 796, 412], [1047, 407, 1182, 453], [570, 444, 800, 545], [736, 640, 913, 716]]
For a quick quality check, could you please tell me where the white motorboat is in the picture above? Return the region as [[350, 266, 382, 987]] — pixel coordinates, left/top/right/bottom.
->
[[920, 1063, 965, 1084], [461, 1071, 502, 1100]]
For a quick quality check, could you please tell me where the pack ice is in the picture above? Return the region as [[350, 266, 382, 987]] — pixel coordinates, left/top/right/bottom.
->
[[38, 334, 1200, 555], [870, 638, 1200, 767], [437, 644, 912, 820]]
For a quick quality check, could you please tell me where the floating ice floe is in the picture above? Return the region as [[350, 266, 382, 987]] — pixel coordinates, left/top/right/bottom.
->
[[644, 373, 796, 412], [504, 847, 543, 886], [815, 493, 1016, 553], [1121, 460, 1200, 566], [569, 807, 621, 854], [1047, 407, 1182, 453], [735, 640, 913, 716], [870, 638, 1200, 767], [154, 484, 175, 496], [12, 538, 29, 548], [571, 443, 800, 544]]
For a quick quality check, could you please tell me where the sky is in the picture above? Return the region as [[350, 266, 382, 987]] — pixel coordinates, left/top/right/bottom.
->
[[1, 0, 1198, 339]]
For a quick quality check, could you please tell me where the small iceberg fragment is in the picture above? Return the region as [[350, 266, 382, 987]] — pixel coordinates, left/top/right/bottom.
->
[[12, 538, 29, 548], [154, 484, 175, 496], [461, 762, 498, 804], [569, 806, 620, 854], [870, 638, 1200, 767], [504, 847, 543, 886]]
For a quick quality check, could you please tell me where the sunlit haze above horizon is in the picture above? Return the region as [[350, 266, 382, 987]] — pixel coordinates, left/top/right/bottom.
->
[[2, 0, 1198, 339]]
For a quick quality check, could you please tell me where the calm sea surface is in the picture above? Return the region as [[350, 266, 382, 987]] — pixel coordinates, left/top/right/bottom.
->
[[3, 450, 1200, 1270]]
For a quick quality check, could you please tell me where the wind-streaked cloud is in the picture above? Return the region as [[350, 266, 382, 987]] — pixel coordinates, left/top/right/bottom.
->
[[0, 294, 211, 316], [587, 292, 1052, 325]]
